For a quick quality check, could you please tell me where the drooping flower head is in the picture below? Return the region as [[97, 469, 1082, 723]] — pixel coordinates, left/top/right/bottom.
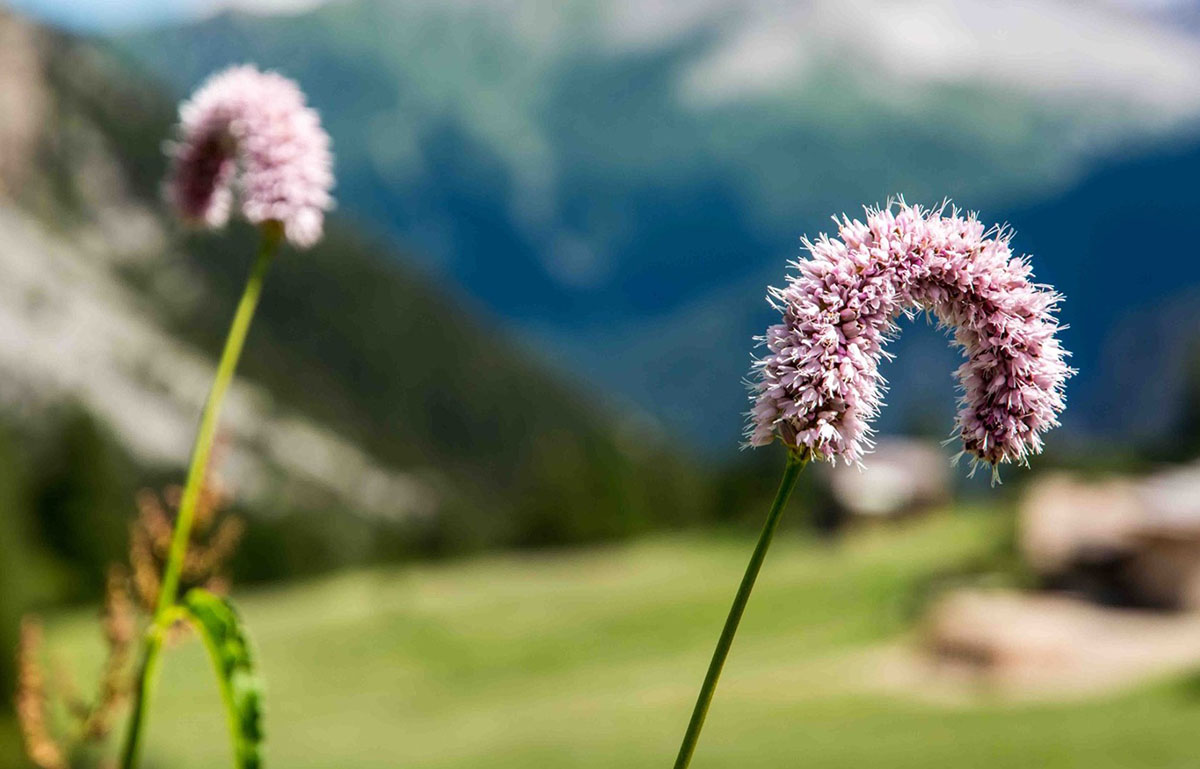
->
[[166, 65, 334, 249], [747, 200, 1072, 477]]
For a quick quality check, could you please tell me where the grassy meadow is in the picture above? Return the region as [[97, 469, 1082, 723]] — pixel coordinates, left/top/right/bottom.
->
[[19, 510, 1200, 769]]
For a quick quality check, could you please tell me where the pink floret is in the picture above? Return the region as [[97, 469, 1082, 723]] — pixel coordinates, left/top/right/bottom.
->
[[166, 65, 334, 249], [747, 201, 1073, 475]]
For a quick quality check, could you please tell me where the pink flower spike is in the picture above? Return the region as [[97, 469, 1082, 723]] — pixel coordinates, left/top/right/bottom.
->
[[746, 200, 1073, 477], [166, 65, 334, 249]]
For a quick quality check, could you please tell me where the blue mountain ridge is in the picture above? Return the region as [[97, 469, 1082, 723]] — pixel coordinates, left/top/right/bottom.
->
[[111, 5, 1200, 453]]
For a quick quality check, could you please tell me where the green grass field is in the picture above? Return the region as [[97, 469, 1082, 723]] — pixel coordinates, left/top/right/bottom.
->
[[18, 511, 1200, 768]]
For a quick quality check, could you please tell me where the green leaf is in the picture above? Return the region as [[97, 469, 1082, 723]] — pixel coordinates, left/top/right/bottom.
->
[[183, 588, 264, 769]]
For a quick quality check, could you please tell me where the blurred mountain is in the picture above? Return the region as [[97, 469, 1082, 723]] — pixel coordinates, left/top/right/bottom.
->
[[110, 0, 1200, 450], [0, 9, 707, 571]]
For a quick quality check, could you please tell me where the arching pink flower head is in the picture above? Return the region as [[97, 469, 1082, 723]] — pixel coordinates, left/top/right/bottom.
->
[[166, 65, 334, 249], [747, 200, 1073, 479]]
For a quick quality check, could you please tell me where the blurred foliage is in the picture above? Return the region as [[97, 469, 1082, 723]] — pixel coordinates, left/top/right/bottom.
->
[[0, 411, 135, 714], [167, 218, 721, 553], [0, 427, 36, 711], [31, 409, 137, 603], [710, 451, 833, 533], [1168, 340, 1200, 461]]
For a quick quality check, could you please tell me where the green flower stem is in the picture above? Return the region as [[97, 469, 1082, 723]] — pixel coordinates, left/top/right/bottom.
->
[[671, 449, 808, 769], [119, 227, 281, 769]]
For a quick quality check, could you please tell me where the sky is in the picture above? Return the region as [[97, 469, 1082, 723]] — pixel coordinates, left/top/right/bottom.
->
[[8, 0, 1200, 32], [4, 0, 326, 30]]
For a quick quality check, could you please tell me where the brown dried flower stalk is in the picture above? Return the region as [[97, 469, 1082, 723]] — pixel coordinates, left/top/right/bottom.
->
[[19, 568, 139, 768], [79, 567, 137, 740], [16, 619, 67, 769]]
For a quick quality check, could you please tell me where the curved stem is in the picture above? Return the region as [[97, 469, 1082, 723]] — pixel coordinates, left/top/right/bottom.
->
[[671, 449, 808, 769], [119, 228, 280, 769], [188, 610, 245, 768]]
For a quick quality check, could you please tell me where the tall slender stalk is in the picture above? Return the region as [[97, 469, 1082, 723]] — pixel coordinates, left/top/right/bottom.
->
[[119, 227, 281, 769], [671, 449, 808, 769]]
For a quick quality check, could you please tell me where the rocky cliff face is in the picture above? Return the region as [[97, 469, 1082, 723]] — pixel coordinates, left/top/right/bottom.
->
[[0, 13, 48, 202]]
